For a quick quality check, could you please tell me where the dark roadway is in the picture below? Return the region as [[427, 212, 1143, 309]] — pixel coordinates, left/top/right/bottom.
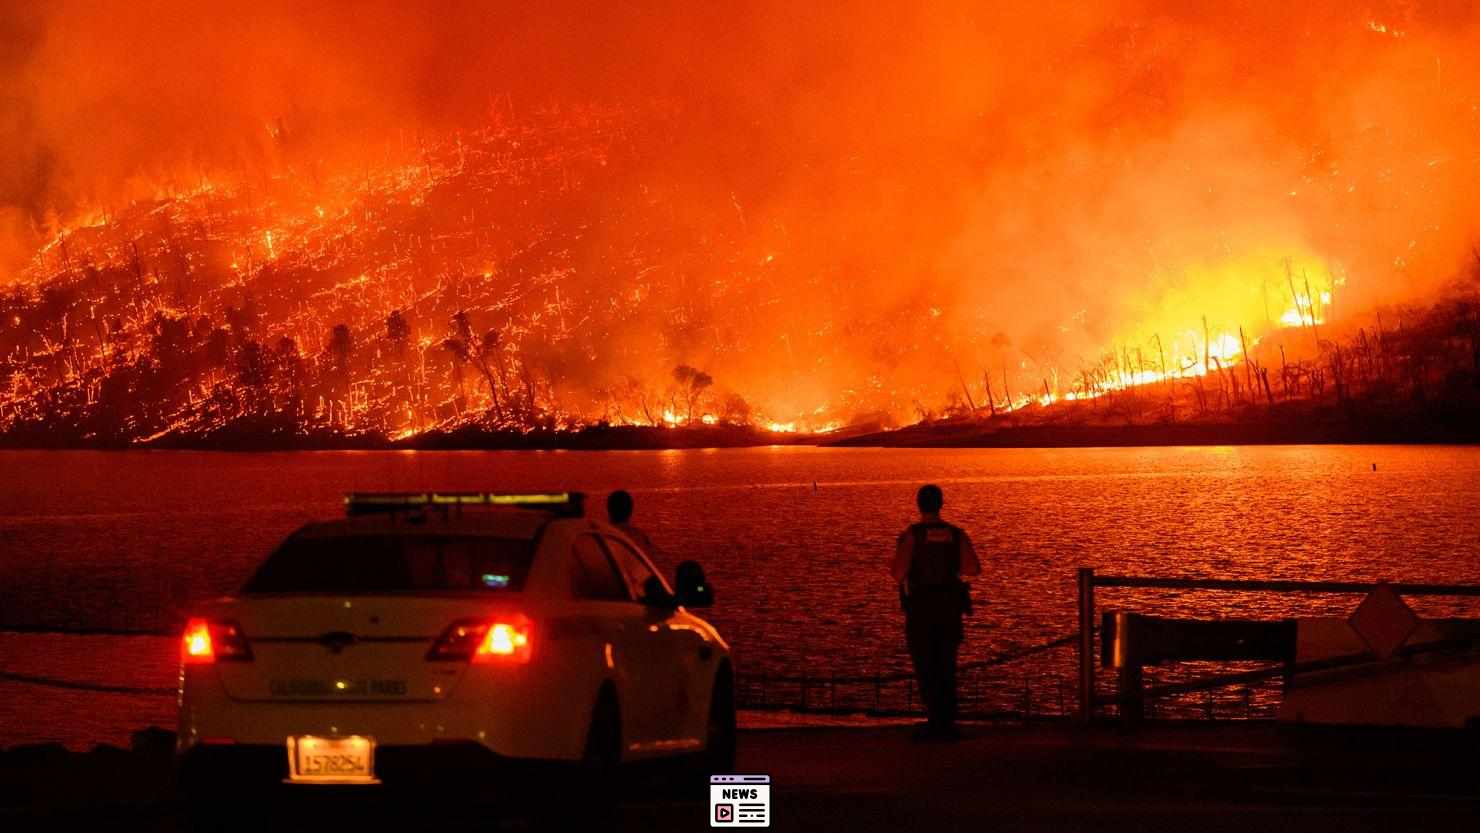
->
[[5, 722, 1480, 832]]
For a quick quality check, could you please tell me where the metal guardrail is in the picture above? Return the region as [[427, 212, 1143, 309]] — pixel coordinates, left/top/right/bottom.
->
[[44, 566, 1480, 722], [1092, 575, 1480, 596], [1076, 567, 1480, 723], [734, 633, 1079, 717], [0, 624, 1080, 718], [0, 670, 174, 696], [0, 624, 174, 637], [738, 633, 1077, 690], [0, 627, 177, 696]]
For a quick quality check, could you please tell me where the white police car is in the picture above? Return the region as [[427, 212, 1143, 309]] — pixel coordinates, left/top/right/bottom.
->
[[176, 492, 733, 801]]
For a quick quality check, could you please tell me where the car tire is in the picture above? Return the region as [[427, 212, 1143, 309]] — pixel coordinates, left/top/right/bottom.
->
[[704, 665, 738, 773], [587, 688, 622, 763], [530, 690, 621, 830], [578, 688, 623, 816]]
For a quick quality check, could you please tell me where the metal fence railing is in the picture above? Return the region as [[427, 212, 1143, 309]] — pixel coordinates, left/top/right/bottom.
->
[[734, 634, 1079, 718], [0, 625, 177, 696], [26, 566, 1479, 726], [0, 624, 1082, 718], [1076, 568, 1480, 723]]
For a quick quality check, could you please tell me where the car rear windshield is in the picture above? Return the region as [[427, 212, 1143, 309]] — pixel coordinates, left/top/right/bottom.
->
[[244, 534, 535, 595]]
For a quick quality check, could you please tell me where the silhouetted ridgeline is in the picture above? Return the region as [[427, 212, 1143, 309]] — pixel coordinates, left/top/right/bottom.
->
[[828, 401, 1480, 448]]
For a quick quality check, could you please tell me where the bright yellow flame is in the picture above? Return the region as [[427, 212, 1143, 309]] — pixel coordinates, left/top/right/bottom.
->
[[1208, 333, 1241, 363], [1112, 250, 1332, 356], [1280, 289, 1328, 328]]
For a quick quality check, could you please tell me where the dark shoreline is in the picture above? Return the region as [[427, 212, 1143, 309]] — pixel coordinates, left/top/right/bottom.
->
[[3, 405, 1478, 451], [829, 399, 1480, 449], [0, 423, 818, 452], [827, 419, 1480, 449]]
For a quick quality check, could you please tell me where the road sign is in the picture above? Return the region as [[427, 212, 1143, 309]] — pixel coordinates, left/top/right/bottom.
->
[[1349, 582, 1418, 660]]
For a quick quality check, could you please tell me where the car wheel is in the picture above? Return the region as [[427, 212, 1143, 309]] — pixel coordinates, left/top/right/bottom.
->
[[580, 688, 623, 811], [533, 689, 621, 830], [587, 686, 622, 763], [704, 665, 737, 773]]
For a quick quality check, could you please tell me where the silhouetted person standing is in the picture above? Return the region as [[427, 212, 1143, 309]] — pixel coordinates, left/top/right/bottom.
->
[[891, 484, 981, 739], [606, 490, 656, 554]]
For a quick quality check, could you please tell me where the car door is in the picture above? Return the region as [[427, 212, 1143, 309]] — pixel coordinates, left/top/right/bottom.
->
[[602, 534, 707, 752], [566, 532, 668, 754]]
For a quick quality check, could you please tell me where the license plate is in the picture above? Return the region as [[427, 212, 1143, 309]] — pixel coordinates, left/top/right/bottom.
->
[[286, 735, 378, 784]]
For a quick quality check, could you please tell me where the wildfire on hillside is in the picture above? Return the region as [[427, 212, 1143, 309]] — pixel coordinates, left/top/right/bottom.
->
[[1, 2, 1478, 445]]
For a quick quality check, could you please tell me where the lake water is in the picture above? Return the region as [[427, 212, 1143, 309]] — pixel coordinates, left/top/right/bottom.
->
[[3, 445, 1480, 748]]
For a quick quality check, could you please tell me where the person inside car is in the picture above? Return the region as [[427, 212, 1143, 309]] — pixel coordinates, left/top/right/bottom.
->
[[607, 489, 656, 554]]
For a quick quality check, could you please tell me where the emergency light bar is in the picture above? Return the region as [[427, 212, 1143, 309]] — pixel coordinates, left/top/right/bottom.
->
[[344, 491, 585, 518]]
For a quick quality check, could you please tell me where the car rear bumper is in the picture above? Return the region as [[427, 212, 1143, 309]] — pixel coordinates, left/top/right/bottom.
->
[[179, 665, 594, 761], [178, 740, 562, 794]]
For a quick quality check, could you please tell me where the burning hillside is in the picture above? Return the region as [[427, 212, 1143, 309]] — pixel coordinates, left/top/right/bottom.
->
[[2, 2, 1479, 447], [1, 105, 798, 444]]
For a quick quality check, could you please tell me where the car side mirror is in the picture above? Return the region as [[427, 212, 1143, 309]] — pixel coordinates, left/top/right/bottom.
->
[[673, 560, 713, 608]]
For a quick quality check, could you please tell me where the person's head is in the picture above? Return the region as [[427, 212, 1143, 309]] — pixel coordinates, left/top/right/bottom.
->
[[607, 489, 635, 524], [916, 484, 944, 515]]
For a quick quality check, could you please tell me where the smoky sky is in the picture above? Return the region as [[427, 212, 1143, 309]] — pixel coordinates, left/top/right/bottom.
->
[[3, 1, 1480, 414]]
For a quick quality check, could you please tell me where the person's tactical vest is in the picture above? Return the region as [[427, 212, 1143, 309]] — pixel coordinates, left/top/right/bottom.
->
[[902, 522, 972, 627], [907, 522, 962, 590]]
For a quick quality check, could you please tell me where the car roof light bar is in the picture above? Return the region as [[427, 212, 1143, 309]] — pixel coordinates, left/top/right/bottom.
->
[[345, 491, 585, 518]]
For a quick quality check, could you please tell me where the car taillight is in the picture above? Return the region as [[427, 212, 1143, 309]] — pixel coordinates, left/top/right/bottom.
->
[[475, 621, 532, 662], [182, 618, 253, 664], [428, 616, 532, 664]]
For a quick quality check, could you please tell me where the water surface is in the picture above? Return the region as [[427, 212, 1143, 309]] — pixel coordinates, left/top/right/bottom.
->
[[2, 445, 1478, 747]]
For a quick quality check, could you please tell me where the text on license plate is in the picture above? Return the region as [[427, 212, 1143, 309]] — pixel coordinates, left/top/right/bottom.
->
[[287, 735, 377, 783]]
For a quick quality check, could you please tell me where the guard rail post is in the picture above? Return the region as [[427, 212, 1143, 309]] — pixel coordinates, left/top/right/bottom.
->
[[1077, 567, 1095, 723]]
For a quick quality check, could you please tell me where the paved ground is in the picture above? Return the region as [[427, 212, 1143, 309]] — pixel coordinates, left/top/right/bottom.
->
[[723, 722, 1480, 833], [5, 722, 1480, 831]]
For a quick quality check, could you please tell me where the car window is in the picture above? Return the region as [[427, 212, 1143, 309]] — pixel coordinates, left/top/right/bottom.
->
[[569, 534, 630, 601], [604, 535, 671, 599], [244, 535, 533, 594]]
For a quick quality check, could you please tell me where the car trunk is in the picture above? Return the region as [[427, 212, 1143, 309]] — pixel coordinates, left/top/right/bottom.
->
[[209, 595, 518, 702]]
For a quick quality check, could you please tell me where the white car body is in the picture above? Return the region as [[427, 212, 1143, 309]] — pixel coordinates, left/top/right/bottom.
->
[[176, 495, 731, 789]]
